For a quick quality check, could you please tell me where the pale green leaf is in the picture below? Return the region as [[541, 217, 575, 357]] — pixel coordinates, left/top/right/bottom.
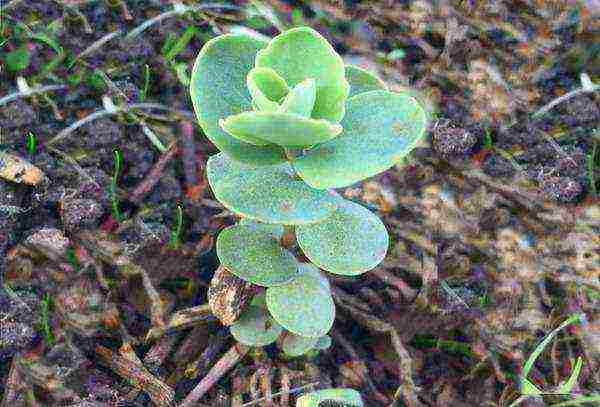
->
[[281, 332, 319, 357], [220, 111, 342, 148], [230, 305, 282, 346], [266, 267, 334, 338], [190, 34, 286, 165], [207, 152, 338, 224], [239, 218, 285, 241], [345, 65, 388, 97], [278, 78, 316, 117], [217, 224, 297, 286], [296, 198, 388, 275], [294, 90, 428, 189], [247, 66, 288, 111], [296, 388, 363, 407], [255, 27, 349, 123]]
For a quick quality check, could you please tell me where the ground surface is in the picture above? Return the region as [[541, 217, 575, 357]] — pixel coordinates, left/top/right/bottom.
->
[[0, 1, 599, 406]]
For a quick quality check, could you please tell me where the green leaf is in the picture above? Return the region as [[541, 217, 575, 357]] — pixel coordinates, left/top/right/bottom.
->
[[6, 46, 31, 72], [345, 65, 387, 98], [230, 305, 282, 346], [220, 111, 342, 148], [207, 152, 338, 224], [296, 388, 363, 407], [239, 218, 285, 241], [190, 34, 286, 166], [314, 335, 332, 350], [296, 199, 388, 275], [266, 266, 334, 338], [255, 26, 349, 123], [278, 78, 316, 117], [281, 332, 319, 357], [247, 66, 288, 111], [217, 224, 298, 287], [294, 90, 428, 189]]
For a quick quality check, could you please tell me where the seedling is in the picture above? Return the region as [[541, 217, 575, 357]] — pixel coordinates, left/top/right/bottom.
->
[[26, 131, 37, 157], [169, 203, 184, 249], [190, 27, 427, 356], [110, 149, 124, 222], [41, 292, 55, 347]]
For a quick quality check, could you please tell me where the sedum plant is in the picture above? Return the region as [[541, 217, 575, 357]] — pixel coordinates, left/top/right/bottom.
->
[[190, 27, 427, 356]]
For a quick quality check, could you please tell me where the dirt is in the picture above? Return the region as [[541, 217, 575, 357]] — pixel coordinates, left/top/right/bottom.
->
[[1, 1, 599, 406]]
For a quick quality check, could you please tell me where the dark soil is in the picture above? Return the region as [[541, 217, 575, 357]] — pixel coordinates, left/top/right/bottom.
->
[[1, 1, 599, 406]]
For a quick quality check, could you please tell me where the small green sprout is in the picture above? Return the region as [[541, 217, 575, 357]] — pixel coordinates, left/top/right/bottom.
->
[[483, 127, 494, 150], [26, 131, 37, 157], [111, 149, 124, 222], [140, 64, 151, 102], [169, 203, 184, 249], [41, 292, 55, 347], [6, 45, 31, 72], [190, 27, 427, 356]]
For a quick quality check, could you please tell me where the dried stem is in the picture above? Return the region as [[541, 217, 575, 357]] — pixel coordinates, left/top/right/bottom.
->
[[129, 141, 179, 205], [95, 344, 175, 406], [179, 343, 250, 407]]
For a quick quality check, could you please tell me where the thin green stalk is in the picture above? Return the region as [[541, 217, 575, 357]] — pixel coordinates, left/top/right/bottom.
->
[[111, 149, 124, 222], [170, 204, 184, 249]]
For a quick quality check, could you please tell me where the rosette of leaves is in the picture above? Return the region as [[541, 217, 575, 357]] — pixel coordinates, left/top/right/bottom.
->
[[190, 27, 427, 355]]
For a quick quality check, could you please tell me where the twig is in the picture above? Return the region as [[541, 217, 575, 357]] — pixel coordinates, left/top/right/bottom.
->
[[531, 73, 600, 119], [47, 103, 194, 147], [179, 343, 250, 407], [146, 304, 213, 342], [125, 3, 243, 41], [70, 30, 123, 66], [96, 344, 175, 407], [129, 141, 179, 205], [0, 84, 67, 107]]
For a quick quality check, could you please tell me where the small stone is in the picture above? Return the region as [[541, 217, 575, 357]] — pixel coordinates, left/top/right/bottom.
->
[[540, 176, 583, 203], [60, 198, 103, 231], [432, 119, 477, 159], [23, 228, 70, 262], [0, 152, 46, 186], [207, 265, 254, 326]]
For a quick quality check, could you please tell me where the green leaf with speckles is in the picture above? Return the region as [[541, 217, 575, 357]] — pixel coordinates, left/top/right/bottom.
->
[[314, 335, 332, 350], [278, 78, 316, 117], [238, 218, 285, 241], [296, 388, 363, 407], [255, 27, 349, 123], [296, 199, 389, 275], [189, 34, 286, 165], [266, 265, 334, 338], [281, 332, 319, 357], [217, 224, 297, 286], [220, 111, 342, 148], [345, 65, 388, 97], [247, 67, 288, 112], [230, 305, 282, 346], [206, 152, 338, 224], [293, 90, 428, 189]]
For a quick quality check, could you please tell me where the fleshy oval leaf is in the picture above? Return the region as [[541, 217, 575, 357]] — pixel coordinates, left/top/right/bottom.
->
[[266, 267, 334, 338], [220, 111, 342, 148], [293, 90, 428, 189], [255, 27, 349, 123], [247, 67, 288, 112], [238, 218, 285, 241], [314, 335, 332, 350], [217, 224, 298, 287], [207, 152, 337, 224], [278, 78, 316, 117], [190, 34, 286, 165], [230, 305, 282, 346], [281, 332, 319, 357], [296, 199, 389, 275], [296, 388, 363, 407], [345, 65, 388, 97]]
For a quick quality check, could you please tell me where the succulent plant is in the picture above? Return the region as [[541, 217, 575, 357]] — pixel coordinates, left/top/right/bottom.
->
[[190, 27, 427, 357]]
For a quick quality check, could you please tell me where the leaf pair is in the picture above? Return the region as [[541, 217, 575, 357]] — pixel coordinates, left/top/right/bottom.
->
[[210, 154, 389, 276], [230, 263, 334, 346]]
